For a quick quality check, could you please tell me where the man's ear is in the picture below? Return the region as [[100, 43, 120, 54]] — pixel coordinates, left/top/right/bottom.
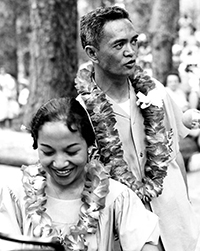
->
[[85, 45, 99, 63]]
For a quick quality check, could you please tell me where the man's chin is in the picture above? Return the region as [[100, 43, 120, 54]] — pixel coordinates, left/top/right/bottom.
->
[[124, 66, 136, 76]]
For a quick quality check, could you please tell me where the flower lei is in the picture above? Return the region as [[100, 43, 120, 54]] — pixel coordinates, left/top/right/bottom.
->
[[75, 62, 173, 203], [22, 160, 109, 251]]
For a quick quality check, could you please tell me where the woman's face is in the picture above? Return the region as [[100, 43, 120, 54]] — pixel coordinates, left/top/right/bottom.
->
[[37, 121, 88, 188]]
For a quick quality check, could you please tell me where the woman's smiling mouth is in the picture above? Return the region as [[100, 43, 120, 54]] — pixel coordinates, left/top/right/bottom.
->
[[53, 168, 74, 177]]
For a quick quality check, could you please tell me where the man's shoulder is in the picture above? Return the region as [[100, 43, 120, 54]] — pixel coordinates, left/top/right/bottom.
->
[[151, 78, 168, 100], [152, 77, 165, 90], [106, 179, 132, 203]]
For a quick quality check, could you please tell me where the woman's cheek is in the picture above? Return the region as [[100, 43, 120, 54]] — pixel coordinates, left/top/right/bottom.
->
[[38, 153, 51, 167]]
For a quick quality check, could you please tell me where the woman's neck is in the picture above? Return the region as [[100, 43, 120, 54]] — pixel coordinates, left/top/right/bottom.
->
[[46, 175, 85, 200]]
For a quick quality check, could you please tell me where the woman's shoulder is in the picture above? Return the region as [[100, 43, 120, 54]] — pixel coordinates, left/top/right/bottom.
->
[[0, 166, 22, 189], [0, 163, 42, 202]]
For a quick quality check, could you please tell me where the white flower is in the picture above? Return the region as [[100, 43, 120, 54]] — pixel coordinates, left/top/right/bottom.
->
[[22, 164, 40, 177], [32, 179, 45, 191], [136, 89, 163, 109]]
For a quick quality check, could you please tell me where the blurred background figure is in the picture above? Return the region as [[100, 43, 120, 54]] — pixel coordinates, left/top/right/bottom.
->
[[186, 64, 200, 109], [164, 70, 200, 172], [17, 78, 30, 108], [178, 13, 194, 46], [0, 67, 20, 128], [0, 85, 8, 128], [137, 33, 153, 76], [164, 71, 189, 112]]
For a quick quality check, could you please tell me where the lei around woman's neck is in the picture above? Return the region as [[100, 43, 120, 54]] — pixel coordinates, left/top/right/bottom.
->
[[75, 62, 173, 203], [22, 160, 109, 251]]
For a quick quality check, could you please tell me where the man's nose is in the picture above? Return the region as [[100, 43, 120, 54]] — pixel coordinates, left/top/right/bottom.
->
[[123, 44, 136, 57]]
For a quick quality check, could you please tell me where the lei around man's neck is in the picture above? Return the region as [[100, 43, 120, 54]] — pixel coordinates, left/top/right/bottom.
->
[[75, 61, 173, 203]]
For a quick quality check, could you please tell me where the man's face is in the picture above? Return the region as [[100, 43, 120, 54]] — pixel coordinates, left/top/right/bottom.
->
[[95, 19, 138, 77]]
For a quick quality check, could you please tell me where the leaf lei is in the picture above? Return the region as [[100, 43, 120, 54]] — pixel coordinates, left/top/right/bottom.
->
[[75, 62, 173, 203], [22, 160, 109, 251]]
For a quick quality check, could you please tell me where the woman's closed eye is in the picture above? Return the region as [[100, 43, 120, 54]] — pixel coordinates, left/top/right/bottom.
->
[[41, 150, 78, 157], [42, 150, 54, 156], [67, 149, 80, 156]]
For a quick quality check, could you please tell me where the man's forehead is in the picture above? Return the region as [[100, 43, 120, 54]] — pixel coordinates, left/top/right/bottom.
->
[[104, 19, 136, 32], [102, 19, 138, 40]]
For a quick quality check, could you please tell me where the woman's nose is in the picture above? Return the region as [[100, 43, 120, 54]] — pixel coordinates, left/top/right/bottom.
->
[[53, 155, 69, 169]]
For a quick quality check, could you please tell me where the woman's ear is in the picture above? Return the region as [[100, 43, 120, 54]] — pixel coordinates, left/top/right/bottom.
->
[[85, 45, 99, 63]]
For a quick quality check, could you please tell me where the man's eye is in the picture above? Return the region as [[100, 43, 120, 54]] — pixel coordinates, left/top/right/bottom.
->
[[131, 40, 137, 46], [115, 43, 124, 50]]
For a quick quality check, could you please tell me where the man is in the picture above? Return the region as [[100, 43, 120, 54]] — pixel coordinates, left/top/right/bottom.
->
[[75, 6, 199, 251]]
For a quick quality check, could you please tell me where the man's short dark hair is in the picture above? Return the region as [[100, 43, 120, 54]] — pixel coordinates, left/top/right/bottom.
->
[[80, 6, 131, 50]]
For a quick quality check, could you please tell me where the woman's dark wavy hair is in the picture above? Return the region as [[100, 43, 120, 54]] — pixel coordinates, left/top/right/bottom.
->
[[30, 97, 95, 149], [80, 5, 132, 50]]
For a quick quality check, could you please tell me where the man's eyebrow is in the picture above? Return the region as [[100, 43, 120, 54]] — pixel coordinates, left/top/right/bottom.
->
[[113, 38, 126, 44], [131, 34, 139, 40], [113, 34, 139, 44]]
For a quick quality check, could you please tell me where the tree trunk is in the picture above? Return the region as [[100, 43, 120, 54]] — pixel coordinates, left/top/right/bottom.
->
[[126, 0, 154, 36], [0, 0, 18, 79], [149, 0, 179, 84], [24, 0, 78, 126]]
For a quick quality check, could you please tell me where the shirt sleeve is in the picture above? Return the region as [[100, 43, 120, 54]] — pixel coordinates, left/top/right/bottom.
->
[[155, 79, 189, 138], [0, 184, 24, 249], [114, 187, 159, 251], [153, 79, 190, 161], [0, 184, 23, 234]]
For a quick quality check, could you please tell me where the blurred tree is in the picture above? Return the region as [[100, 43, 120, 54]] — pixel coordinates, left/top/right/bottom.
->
[[17, 0, 30, 79], [149, 0, 179, 83], [0, 0, 30, 84], [0, 0, 18, 78], [24, 0, 78, 125], [126, 0, 154, 35]]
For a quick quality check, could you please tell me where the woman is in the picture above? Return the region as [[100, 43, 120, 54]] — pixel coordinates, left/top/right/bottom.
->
[[0, 97, 159, 251]]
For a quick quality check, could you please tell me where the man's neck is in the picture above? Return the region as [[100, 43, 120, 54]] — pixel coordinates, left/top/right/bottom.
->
[[94, 68, 130, 103]]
